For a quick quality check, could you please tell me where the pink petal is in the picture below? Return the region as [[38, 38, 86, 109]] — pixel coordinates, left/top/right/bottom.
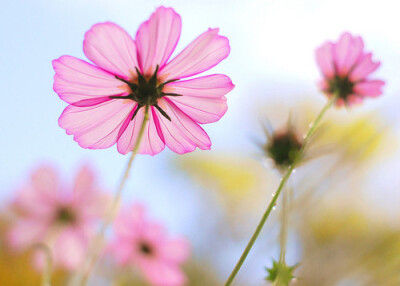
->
[[14, 166, 60, 212], [159, 28, 230, 81], [155, 99, 211, 154], [73, 165, 94, 196], [59, 99, 135, 149], [140, 259, 187, 286], [345, 94, 364, 106], [14, 186, 56, 216], [334, 32, 364, 76], [142, 221, 167, 244], [113, 203, 147, 238], [108, 238, 135, 266], [32, 166, 58, 197], [353, 80, 385, 97], [71, 166, 107, 219], [164, 74, 233, 124], [160, 237, 190, 264], [334, 98, 346, 107], [83, 22, 139, 78], [117, 106, 165, 155], [315, 42, 335, 79], [349, 53, 381, 82], [318, 79, 329, 91], [136, 6, 182, 75], [53, 55, 128, 104], [53, 229, 87, 270], [8, 219, 48, 250]]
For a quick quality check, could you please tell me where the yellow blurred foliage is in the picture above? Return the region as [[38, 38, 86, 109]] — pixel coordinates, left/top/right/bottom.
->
[[178, 154, 259, 197], [175, 152, 274, 234], [298, 207, 400, 286], [320, 116, 388, 164]]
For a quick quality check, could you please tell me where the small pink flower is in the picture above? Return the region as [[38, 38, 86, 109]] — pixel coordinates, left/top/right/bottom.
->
[[109, 203, 190, 286], [8, 165, 107, 271], [316, 32, 385, 106], [53, 6, 234, 155]]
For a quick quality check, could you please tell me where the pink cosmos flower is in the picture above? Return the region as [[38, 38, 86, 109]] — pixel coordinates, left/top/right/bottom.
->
[[109, 203, 190, 286], [8, 165, 108, 271], [316, 32, 385, 106], [53, 6, 234, 155]]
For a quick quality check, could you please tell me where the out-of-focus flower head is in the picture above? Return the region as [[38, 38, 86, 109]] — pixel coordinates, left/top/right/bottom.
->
[[7, 165, 108, 271], [53, 6, 234, 155], [316, 32, 384, 106], [257, 99, 391, 169], [109, 203, 190, 286], [256, 99, 327, 167], [262, 120, 304, 171]]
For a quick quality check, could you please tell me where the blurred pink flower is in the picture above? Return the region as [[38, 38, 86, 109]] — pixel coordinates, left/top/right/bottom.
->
[[109, 203, 190, 286], [8, 165, 107, 271], [53, 6, 234, 155], [316, 32, 384, 106]]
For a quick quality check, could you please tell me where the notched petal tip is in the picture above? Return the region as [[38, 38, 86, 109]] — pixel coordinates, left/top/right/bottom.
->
[[136, 5, 182, 74], [83, 21, 139, 77], [160, 27, 231, 80], [155, 5, 180, 15]]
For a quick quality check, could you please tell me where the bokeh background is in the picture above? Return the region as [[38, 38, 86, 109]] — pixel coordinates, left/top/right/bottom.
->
[[1, 0, 400, 285]]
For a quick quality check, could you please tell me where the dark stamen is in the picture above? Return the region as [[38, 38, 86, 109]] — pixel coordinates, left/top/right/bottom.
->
[[110, 67, 180, 120], [328, 75, 354, 101], [139, 242, 153, 255], [56, 207, 76, 224], [135, 67, 147, 86], [114, 75, 131, 85], [154, 104, 171, 121], [131, 105, 142, 120], [162, 92, 183, 97], [148, 65, 159, 87], [163, 79, 179, 85], [109, 95, 132, 99]]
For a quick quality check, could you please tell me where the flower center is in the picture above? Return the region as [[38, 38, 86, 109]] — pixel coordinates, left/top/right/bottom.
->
[[266, 131, 303, 168], [55, 207, 76, 224], [328, 75, 354, 100], [138, 241, 153, 256], [111, 66, 181, 121]]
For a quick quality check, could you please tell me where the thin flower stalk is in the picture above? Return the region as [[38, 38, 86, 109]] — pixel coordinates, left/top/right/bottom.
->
[[275, 184, 289, 286], [224, 95, 336, 286], [34, 243, 53, 286], [78, 107, 150, 286]]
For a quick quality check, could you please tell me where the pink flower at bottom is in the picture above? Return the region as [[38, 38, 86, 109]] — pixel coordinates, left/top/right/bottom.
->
[[109, 203, 190, 286], [53, 6, 234, 156], [315, 32, 385, 106], [7, 165, 108, 271]]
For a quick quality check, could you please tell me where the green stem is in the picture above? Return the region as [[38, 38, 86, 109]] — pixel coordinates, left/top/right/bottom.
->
[[279, 184, 289, 263], [275, 183, 289, 286], [78, 106, 150, 286], [34, 243, 53, 286], [224, 96, 336, 286]]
